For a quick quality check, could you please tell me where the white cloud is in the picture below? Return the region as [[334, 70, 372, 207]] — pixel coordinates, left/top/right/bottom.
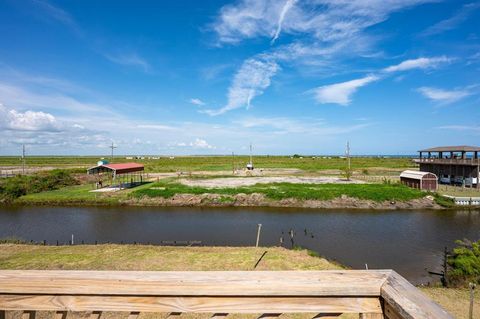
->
[[271, 0, 297, 44], [189, 98, 206, 106], [420, 2, 480, 37], [210, 0, 438, 114], [213, 0, 437, 45], [190, 138, 215, 149], [383, 56, 451, 73], [0, 103, 59, 131], [417, 86, 472, 104], [104, 53, 150, 72], [312, 75, 379, 105], [204, 58, 279, 115], [137, 124, 178, 131]]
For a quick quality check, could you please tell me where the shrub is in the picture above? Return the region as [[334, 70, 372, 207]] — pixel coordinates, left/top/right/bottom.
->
[[0, 170, 78, 202], [448, 239, 480, 286]]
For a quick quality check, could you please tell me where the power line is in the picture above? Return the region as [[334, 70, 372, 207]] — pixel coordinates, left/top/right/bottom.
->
[[22, 144, 26, 175]]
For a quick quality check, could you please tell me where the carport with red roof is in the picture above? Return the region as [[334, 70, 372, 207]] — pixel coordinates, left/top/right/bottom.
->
[[87, 162, 145, 189]]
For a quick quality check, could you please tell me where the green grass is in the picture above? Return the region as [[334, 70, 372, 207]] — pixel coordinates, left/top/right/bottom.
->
[[16, 184, 117, 205], [0, 155, 414, 172], [0, 244, 341, 271], [133, 180, 426, 202]]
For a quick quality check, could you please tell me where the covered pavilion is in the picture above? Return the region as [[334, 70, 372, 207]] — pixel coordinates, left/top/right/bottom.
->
[[87, 162, 144, 189]]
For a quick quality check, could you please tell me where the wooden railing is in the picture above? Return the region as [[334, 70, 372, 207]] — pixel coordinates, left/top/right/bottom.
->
[[414, 158, 480, 166], [0, 270, 452, 319]]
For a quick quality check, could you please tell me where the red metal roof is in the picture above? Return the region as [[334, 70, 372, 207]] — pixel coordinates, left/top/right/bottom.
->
[[103, 162, 144, 174], [104, 163, 144, 170]]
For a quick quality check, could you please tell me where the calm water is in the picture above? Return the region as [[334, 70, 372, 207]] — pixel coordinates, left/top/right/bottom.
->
[[0, 206, 479, 284]]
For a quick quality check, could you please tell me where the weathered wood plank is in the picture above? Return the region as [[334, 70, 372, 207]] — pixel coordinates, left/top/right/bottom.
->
[[0, 296, 382, 314], [359, 314, 383, 319], [0, 270, 389, 296], [380, 271, 453, 319], [383, 303, 402, 319]]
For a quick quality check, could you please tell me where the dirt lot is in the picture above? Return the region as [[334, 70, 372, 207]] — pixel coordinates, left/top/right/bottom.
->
[[179, 176, 365, 188]]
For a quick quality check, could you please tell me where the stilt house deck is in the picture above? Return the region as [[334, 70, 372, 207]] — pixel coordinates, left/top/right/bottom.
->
[[0, 270, 452, 319]]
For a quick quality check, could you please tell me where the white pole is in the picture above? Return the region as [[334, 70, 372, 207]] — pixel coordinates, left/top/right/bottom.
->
[[255, 224, 262, 247], [71, 234, 74, 245]]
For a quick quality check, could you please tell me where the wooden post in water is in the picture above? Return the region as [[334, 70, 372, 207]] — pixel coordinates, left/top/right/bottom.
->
[[255, 224, 262, 248]]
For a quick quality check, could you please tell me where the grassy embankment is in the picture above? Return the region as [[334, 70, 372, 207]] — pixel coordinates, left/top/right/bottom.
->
[[132, 179, 426, 202], [0, 244, 476, 319], [15, 178, 428, 206]]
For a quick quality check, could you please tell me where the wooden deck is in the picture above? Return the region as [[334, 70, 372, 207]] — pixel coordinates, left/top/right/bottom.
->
[[0, 270, 452, 319]]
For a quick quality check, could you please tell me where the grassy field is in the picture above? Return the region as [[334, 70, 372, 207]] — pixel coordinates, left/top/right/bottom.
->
[[0, 155, 415, 172], [0, 244, 476, 319], [133, 180, 426, 202]]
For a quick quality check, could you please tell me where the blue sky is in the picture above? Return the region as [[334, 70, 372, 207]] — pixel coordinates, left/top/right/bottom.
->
[[0, 0, 479, 155]]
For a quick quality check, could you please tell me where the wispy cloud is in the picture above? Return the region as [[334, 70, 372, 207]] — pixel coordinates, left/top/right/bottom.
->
[[312, 75, 379, 105], [136, 124, 178, 131], [271, 0, 297, 44], [31, 0, 82, 35], [209, 0, 439, 114], [213, 0, 437, 45], [204, 58, 279, 115], [436, 125, 480, 132], [189, 98, 206, 106], [383, 56, 452, 73], [235, 116, 370, 135], [420, 2, 480, 37], [417, 86, 473, 104], [104, 53, 151, 72]]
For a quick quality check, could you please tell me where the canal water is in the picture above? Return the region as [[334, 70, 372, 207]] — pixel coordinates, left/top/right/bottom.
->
[[0, 206, 479, 284]]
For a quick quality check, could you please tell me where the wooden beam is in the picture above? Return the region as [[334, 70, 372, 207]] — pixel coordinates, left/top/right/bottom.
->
[[0, 296, 382, 314], [55, 311, 67, 319], [0, 270, 389, 297], [128, 312, 140, 319], [89, 311, 102, 319], [22, 311, 35, 319], [380, 271, 453, 319]]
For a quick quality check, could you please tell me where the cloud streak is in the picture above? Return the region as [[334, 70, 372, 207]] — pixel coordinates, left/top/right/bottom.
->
[[204, 58, 279, 115], [417, 86, 472, 104], [104, 53, 151, 72], [383, 56, 452, 73], [313, 75, 379, 105], [271, 0, 297, 44], [420, 2, 480, 37]]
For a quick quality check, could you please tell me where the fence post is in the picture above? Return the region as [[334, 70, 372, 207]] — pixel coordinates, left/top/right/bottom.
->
[[255, 224, 262, 248], [469, 282, 476, 319]]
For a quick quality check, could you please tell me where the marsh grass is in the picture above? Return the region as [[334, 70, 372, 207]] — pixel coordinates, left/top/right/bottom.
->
[[133, 180, 426, 202]]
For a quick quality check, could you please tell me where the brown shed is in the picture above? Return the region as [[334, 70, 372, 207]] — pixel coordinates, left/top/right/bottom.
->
[[400, 170, 437, 191]]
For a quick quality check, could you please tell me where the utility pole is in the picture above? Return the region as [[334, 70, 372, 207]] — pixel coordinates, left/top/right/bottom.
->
[[346, 141, 351, 170], [21, 144, 26, 175], [249, 143, 253, 167], [109, 142, 117, 162]]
